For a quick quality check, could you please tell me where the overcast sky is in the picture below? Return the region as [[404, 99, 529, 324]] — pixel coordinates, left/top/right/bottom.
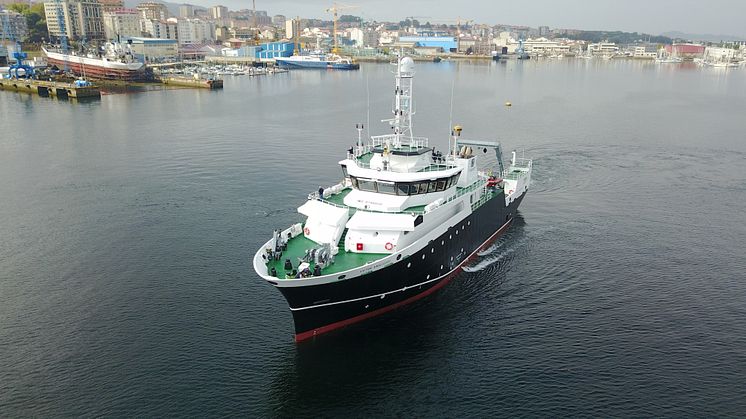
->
[[203, 0, 746, 38]]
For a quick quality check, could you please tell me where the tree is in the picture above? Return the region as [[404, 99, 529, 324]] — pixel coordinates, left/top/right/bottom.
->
[[7, 2, 48, 43]]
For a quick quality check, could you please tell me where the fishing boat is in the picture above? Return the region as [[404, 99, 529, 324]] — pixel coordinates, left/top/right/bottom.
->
[[253, 55, 532, 341], [275, 53, 360, 70], [656, 46, 683, 64], [42, 42, 147, 80]]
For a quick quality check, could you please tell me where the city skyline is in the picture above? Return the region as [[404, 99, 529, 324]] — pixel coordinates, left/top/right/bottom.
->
[[174, 0, 746, 39]]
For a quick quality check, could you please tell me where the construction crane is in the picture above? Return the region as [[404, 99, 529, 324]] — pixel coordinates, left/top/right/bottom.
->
[[251, 0, 259, 46], [325, 2, 359, 54], [54, 0, 69, 71], [2, 11, 34, 78]]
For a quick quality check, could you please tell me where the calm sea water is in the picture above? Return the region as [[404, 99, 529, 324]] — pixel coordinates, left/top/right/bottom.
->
[[1, 59, 746, 416]]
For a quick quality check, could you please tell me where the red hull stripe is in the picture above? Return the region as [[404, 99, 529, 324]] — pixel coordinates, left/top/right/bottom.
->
[[46, 57, 144, 80], [294, 217, 514, 342]]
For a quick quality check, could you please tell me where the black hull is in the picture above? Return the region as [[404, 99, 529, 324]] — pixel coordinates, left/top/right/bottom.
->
[[277, 191, 527, 341]]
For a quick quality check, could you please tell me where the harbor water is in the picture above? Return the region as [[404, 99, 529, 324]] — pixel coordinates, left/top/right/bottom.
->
[[1, 59, 746, 416]]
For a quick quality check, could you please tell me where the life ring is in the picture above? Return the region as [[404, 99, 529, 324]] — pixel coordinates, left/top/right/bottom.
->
[[385, 242, 394, 251], [303, 227, 310, 235]]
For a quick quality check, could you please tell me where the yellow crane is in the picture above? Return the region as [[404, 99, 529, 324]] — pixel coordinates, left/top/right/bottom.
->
[[325, 2, 359, 54]]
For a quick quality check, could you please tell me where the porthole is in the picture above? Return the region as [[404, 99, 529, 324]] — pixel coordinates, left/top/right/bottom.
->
[[450, 256, 454, 261], [462, 225, 465, 230], [441, 240, 444, 245], [468, 221, 471, 226], [431, 248, 434, 253], [456, 230, 459, 235], [407, 262, 411, 268], [426, 274, 431, 279], [461, 248, 464, 252], [397, 254, 402, 261], [421, 254, 425, 260], [440, 265, 444, 270], [449, 235, 452, 239]]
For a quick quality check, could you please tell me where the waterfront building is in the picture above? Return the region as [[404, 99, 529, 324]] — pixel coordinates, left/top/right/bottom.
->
[[140, 18, 177, 40], [703, 46, 738, 64], [98, 0, 124, 12], [398, 36, 457, 53], [228, 26, 255, 41], [179, 42, 220, 59], [272, 15, 285, 27], [538, 26, 550, 37], [508, 37, 570, 55], [0, 9, 27, 42], [588, 41, 619, 55], [632, 45, 657, 58], [209, 5, 227, 20], [256, 41, 292, 59], [179, 4, 194, 18], [665, 43, 705, 59], [128, 36, 177, 62], [285, 18, 298, 39], [136, 1, 168, 21], [103, 9, 140, 40], [44, 0, 105, 40], [176, 18, 215, 45]]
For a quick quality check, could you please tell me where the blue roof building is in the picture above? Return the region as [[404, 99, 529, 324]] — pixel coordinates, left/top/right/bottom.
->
[[399, 36, 457, 52]]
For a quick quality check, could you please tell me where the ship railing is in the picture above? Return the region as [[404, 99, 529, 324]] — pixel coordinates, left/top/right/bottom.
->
[[350, 160, 456, 173], [370, 134, 429, 150]]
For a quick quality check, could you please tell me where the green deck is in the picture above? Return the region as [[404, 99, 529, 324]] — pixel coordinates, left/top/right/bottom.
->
[[326, 187, 351, 206], [267, 233, 385, 279]]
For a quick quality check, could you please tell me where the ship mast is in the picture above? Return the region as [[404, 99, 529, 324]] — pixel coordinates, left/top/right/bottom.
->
[[390, 52, 414, 148]]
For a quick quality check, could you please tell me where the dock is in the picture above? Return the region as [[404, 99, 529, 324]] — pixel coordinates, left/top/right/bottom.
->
[[159, 76, 223, 89], [0, 78, 101, 98]]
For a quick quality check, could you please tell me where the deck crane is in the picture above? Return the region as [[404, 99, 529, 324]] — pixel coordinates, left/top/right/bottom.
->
[[53, 0, 70, 71], [325, 2, 359, 54]]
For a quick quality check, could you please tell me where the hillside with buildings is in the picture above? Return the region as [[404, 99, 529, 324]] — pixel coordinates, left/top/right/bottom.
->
[[2, 0, 744, 67]]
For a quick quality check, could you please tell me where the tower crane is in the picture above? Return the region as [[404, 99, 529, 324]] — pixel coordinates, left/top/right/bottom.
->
[[54, 0, 69, 71], [252, 0, 259, 45], [325, 2, 359, 54]]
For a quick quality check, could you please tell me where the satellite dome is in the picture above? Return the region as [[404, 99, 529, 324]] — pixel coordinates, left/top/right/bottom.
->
[[400, 56, 415, 74]]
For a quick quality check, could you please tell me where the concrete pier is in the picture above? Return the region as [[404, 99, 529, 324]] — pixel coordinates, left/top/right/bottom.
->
[[160, 76, 223, 89], [0, 78, 101, 99]]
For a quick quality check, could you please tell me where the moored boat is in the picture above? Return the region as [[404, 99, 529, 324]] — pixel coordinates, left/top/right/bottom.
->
[[253, 55, 532, 341], [275, 53, 360, 70]]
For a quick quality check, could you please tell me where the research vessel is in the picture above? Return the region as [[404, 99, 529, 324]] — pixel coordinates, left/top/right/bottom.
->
[[253, 55, 532, 341]]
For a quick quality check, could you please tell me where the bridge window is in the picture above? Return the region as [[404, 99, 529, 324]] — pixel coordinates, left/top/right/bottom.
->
[[358, 179, 377, 192], [397, 183, 412, 195], [428, 181, 438, 193], [377, 181, 396, 195]]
